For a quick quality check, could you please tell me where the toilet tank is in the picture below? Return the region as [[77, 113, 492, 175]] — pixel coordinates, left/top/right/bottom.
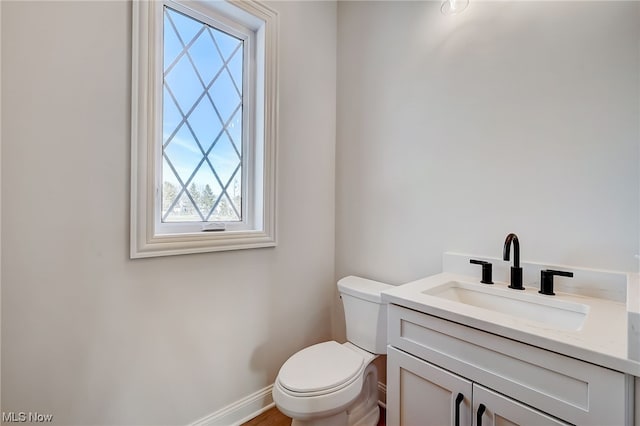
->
[[337, 276, 394, 355]]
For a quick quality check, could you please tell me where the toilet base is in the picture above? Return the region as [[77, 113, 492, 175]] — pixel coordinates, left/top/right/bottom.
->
[[289, 405, 379, 426], [291, 411, 347, 426], [350, 404, 379, 426], [287, 363, 379, 426]]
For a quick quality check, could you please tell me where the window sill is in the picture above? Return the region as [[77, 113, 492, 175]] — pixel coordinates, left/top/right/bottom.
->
[[130, 228, 276, 258]]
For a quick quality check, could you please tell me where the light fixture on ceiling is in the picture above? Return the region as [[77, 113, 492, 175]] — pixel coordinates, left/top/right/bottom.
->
[[441, 0, 469, 15]]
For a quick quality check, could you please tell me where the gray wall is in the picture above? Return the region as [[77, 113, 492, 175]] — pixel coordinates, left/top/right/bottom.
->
[[336, 1, 639, 290], [1, 1, 336, 424]]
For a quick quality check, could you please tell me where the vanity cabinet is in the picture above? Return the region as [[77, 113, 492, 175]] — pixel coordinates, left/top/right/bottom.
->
[[386, 304, 631, 426], [388, 346, 569, 425]]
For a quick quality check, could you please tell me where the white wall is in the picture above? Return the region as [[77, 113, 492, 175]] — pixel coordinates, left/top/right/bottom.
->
[[3, 0, 639, 423], [1, 1, 336, 425], [336, 1, 640, 288]]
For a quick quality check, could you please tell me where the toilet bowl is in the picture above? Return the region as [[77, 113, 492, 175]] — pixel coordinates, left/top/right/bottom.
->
[[273, 342, 378, 425], [273, 277, 393, 426]]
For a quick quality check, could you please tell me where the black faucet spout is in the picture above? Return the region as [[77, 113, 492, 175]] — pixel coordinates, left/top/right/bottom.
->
[[503, 233, 524, 290], [503, 233, 520, 268]]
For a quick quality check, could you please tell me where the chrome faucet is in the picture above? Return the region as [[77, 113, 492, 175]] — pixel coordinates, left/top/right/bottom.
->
[[503, 233, 524, 290]]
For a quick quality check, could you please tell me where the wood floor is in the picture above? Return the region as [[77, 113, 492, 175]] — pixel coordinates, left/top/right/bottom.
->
[[242, 406, 386, 426], [242, 406, 291, 426]]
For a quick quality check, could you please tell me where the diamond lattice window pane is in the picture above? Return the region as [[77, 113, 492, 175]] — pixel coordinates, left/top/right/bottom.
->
[[164, 192, 200, 222], [209, 71, 241, 124], [228, 173, 242, 219], [212, 28, 242, 62], [190, 31, 224, 85], [227, 109, 242, 156], [167, 8, 203, 46], [162, 158, 181, 215], [190, 165, 221, 219], [227, 50, 243, 95], [162, 6, 244, 223], [163, 16, 184, 70], [165, 55, 204, 113], [199, 183, 218, 218], [208, 133, 240, 186], [163, 87, 182, 144], [188, 97, 223, 152], [164, 124, 204, 183], [211, 193, 240, 222]]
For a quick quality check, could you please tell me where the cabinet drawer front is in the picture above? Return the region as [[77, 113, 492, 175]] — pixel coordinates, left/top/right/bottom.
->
[[388, 304, 626, 425]]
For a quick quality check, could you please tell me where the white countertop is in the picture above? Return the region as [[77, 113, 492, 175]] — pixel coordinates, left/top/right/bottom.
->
[[382, 269, 640, 377]]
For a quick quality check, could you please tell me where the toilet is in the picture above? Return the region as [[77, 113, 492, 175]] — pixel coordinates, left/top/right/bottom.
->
[[273, 276, 393, 426]]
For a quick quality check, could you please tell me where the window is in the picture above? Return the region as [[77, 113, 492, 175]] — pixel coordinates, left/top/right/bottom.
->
[[131, 0, 278, 258]]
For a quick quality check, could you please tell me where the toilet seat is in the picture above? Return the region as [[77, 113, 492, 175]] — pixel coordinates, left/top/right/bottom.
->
[[277, 341, 364, 396]]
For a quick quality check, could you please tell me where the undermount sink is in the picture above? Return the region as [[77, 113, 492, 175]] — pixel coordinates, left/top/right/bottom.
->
[[422, 281, 589, 331]]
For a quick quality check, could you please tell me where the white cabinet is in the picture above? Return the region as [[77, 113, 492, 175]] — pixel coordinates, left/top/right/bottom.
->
[[386, 304, 631, 426], [388, 347, 569, 426], [388, 346, 472, 426]]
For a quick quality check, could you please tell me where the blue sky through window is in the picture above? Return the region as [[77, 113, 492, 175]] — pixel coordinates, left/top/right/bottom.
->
[[162, 6, 243, 222]]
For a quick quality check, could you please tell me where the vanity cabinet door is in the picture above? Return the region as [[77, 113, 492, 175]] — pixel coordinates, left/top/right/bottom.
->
[[473, 385, 570, 426], [387, 346, 472, 426]]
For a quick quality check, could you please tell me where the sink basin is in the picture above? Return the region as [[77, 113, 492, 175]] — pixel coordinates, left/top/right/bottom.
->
[[422, 281, 589, 331]]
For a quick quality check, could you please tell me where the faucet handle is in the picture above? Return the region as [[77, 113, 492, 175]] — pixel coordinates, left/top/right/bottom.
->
[[470, 259, 493, 284], [539, 269, 574, 296]]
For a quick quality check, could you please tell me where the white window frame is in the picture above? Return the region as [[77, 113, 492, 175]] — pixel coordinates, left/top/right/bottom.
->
[[131, 0, 278, 258]]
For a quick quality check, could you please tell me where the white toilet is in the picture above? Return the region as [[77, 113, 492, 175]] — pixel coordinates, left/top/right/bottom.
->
[[273, 276, 392, 426]]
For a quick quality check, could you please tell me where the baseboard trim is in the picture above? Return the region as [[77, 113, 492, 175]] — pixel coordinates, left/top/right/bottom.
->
[[377, 381, 387, 408], [189, 381, 387, 426], [189, 385, 274, 426]]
